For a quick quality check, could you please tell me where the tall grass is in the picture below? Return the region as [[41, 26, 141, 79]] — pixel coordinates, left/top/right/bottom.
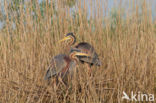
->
[[0, 0, 155, 102]]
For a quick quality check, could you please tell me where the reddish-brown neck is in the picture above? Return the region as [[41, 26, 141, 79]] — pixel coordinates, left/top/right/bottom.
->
[[61, 56, 72, 73], [69, 53, 79, 63], [69, 36, 75, 46]]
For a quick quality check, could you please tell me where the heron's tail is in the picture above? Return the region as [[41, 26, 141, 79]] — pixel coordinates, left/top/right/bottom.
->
[[95, 58, 101, 66]]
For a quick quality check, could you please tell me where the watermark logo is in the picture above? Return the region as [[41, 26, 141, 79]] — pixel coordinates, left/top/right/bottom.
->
[[122, 91, 154, 102]]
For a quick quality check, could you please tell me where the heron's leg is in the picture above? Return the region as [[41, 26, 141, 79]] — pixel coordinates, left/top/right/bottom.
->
[[58, 76, 66, 87], [53, 78, 57, 91]]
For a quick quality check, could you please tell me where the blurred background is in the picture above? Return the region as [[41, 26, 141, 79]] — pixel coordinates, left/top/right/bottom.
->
[[0, 0, 156, 29]]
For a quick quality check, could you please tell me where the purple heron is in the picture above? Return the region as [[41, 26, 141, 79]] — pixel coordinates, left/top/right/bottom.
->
[[44, 48, 89, 83], [59, 33, 101, 70]]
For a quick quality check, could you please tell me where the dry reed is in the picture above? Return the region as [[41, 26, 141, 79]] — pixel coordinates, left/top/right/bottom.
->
[[0, 0, 155, 103]]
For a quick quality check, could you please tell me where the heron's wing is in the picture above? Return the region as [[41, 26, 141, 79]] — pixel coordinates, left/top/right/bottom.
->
[[44, 54, 67, 80], [75, 42, 96, 56], [75, 42, 101, 66], [76, 56, 94, 64], [77, 56, 101, 66], [76, 42, 96, 51]]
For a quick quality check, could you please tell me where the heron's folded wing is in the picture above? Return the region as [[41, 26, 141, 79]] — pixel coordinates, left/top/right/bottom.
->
[[44, 54, 67, 80]]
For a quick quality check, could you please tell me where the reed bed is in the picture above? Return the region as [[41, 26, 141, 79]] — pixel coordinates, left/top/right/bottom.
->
[[0, 0, 155, 103]]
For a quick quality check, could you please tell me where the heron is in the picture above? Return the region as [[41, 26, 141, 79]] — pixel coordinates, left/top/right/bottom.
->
[[59, 33, 101, 72], [44, 48, 89, 85]]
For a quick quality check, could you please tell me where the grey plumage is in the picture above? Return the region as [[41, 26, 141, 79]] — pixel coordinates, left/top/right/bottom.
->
[[75, 42, 101, 66], [44, 54, 76, 80]]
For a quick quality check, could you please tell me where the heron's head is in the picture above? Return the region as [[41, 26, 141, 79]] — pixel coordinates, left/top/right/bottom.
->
[[59, 32, 76, 45], [69, 48, 89, 62]]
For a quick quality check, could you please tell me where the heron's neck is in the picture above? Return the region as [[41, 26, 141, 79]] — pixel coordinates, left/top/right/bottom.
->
[[70, 54, 79, 63], [69, 36, 76, 46], [72, 57, 79, 63]]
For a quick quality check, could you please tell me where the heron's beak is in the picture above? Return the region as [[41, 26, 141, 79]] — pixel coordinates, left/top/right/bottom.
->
[[75, 52, 89, 57], [59, 36, 71, 43]]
